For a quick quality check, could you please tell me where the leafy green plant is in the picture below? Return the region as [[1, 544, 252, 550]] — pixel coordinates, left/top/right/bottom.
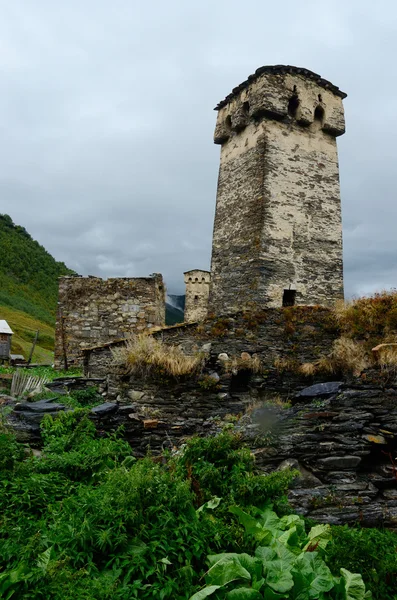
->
[[190, 507, 372, 599], [327, 525, 397, 600]]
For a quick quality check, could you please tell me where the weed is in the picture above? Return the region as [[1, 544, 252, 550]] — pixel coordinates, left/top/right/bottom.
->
[[111, 333, 204, 379]]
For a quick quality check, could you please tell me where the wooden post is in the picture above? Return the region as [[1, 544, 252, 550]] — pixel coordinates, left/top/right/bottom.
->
[[27, 330, 39, 365]]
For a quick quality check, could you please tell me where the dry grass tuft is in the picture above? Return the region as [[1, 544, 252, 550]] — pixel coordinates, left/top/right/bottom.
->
[[111, 334, 204, 379], [223, 354, 263, 374], [299, 362, 317, 377], [274, 357, 299, 373], [310, 337, 368, 377]]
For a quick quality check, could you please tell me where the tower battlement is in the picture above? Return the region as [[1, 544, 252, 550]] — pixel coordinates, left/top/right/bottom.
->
[[214, 65, 346, 144], [208, 65, 347, 315]]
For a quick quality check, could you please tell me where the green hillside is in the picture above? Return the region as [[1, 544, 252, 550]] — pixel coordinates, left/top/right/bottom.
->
[[0, 214, 75, 362]]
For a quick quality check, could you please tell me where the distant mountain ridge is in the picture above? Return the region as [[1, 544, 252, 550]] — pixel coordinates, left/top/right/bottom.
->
[[166, 294, 185, 325]]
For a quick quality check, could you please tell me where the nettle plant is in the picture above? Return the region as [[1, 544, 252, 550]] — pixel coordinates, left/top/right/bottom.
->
[[190, 506, 371, 600]]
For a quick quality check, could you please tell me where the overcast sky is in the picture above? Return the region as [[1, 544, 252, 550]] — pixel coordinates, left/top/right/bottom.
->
[[0, 1, 396, 296]]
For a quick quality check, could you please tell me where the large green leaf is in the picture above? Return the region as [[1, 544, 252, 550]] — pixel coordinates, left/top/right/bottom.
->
[[303, 524, 332, 552], [292, 553, 334, 598], [229, 507, 273, 544], [206, 556, 252, 587], [263, 589, 288, 600], [279, 514, 305, 531], [340, 568, 372, 600], [197, 497, 222, 514], [278, 526, 300, 550], [266, 559, 294, 593], [226, 588, 263, 599], [207, 554, 262, 582], [189, 585, 222, 600]]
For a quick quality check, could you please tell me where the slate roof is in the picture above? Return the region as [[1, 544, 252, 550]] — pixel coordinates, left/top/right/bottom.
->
[[215, 65, 347, 110], [0, 320, 13, 335]]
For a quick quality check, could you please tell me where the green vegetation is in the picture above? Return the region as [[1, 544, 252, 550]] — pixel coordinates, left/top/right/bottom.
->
[[0, 214, 75, 362], [0, 421, 382, 600], [0, 214, 75, 325]]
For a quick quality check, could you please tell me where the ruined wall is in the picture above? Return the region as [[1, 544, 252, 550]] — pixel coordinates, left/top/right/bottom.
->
[[84, 306, 339, 383], [209, 66, 346, 315], [184, 269, 211, 322], [55, 274, 165, 369]]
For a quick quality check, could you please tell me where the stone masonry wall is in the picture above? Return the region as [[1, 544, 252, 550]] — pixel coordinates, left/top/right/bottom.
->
[[84, 306, 339, 386], [209, 66, 346, 315], [184, 270, 211, 322], [55, 274, 165, 370]]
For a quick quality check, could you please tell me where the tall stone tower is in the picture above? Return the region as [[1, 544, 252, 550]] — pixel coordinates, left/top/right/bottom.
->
[[208, 65, 346, 315]]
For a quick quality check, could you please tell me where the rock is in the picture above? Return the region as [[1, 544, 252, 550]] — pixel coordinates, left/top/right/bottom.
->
[[90, 403, 118, 416], [13, 399, 66, 413], [317, 456, 362, 470], [218, 353, 229, 362], [143, 419, 158, 429], [127, 390, 145, 401], [201, 343, 212, 353], [362, 433, 387, 444], [278, 458, 323, 489], [240, 352, 251, 361], [208, 372, 220, 382], [295, 381, 343, 400]]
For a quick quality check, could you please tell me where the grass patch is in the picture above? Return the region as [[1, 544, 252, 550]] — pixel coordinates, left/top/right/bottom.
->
[[111, 333, 204, 379]]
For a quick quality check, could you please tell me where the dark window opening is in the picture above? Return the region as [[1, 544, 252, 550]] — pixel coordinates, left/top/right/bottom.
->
[[225, 115, 232, 130], [194, 295, 199, 302], [314, 105, 325, 122], [230, 369, 252, 394], [283, 289, 296, 307], [293, 85, 297, 93], [288, 95, 300, 118], [242, 101, 250, 114], [318, 93, 322, 102]]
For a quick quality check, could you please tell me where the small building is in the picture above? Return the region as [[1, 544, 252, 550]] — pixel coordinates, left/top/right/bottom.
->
[[184, 270, 211, 322], [0, 320, 13, 361]]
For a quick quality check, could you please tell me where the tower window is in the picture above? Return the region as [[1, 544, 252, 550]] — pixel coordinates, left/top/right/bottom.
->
[[288, 95, 300, 118], [242, 101, 250, 114], [225, 115, 232, 130], [194, 295, 199, 303], [282, 289, 296, 307], [314, 105, 325, 122]]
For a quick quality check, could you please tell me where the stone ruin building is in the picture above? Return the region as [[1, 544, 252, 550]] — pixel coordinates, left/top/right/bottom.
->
[[183, 269, 211, 323], [55, 64, 346, 367], [209, 65, 346, 315], [54, 274, 165, 369]]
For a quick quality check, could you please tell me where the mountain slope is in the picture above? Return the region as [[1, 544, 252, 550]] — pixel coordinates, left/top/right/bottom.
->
[[166, 294, 185, 325], [0, 214, 75, 362], [0, 214, 75, 325]]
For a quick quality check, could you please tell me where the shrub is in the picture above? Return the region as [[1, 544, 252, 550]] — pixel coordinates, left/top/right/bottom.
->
[[173, 431, 295, 508], [111, 334, 204, 379], [190, 508, 372, 600], [326, 525, 397, 600]]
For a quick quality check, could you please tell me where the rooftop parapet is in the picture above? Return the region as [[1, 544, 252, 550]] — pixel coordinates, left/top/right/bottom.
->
[[214, 64, 346, 144]]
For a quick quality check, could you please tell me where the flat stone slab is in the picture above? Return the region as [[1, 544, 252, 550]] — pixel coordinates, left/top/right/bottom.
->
[[90, 402, 118, 416], [14, 400, 66, 413], [296, 382, 343, 400], [317, 455, 362, 470]]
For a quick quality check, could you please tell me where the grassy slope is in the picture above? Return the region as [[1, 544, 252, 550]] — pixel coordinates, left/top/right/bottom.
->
[[0, 214, 75, 363], [0, 306, 55, 363]]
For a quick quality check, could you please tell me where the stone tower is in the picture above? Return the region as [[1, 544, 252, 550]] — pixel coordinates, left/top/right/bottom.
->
[[184, 269, 211, 322], [208, 65, 346, 315]]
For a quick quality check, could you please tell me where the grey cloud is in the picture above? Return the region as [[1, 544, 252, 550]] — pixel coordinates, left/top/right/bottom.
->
[[0, 0, 396, 295]]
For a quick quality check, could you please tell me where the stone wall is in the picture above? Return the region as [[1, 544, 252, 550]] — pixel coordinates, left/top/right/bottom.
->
[[55, 274, 165, 370], [184, 269, 211, 322], [83, 306, 339, 389], [209, 65, 346, 315]]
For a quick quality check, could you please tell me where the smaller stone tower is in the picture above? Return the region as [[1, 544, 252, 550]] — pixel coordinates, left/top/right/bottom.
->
[[184, 270, 211, 322]]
